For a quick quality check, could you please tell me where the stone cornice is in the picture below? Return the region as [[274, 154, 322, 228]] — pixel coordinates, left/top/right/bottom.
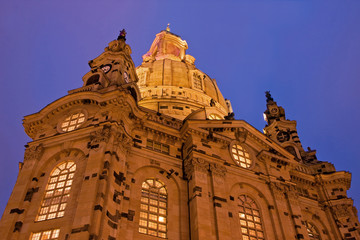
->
[[290, 171, 316, 186], [141, 110, 183, 130], [315, 171, 352, 189], [141, 126, 180, 141]]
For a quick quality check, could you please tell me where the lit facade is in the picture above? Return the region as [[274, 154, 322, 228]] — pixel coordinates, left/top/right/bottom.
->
[[0, 28, 359, 240]]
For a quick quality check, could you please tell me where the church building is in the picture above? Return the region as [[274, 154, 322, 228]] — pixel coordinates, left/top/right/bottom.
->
[[0, 27, 359, 240]]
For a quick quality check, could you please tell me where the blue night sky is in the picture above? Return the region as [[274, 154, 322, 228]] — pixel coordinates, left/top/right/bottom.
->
[[1, 1, 360, 215]]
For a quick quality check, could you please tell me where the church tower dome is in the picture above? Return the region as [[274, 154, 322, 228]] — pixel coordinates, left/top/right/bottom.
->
[[136, 27, 230, 120]]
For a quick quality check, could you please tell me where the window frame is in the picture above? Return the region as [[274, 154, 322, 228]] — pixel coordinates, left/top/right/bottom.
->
[[146, 139, 170, 155], [36, 161, 76, 222], [230, 142, 254, 169], [238, 194, 265, 240], [138, 179, 168, 239], [30, 228, 60, 240], [57, 110, 87, 133], [191, 70, 204, 92]]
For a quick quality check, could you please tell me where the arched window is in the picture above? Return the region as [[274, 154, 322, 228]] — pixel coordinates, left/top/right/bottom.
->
[[306, 222, 321, 240], [138, 179, 167, 238], [238, 195, 265, 240], [36, 161, 76, 221]]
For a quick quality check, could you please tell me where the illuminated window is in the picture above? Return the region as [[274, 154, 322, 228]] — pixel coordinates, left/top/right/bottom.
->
[[238, 195, 265, 240], [61, 112, 85, 132], [138, 179, 167, 238], [208, 114, 222, 120], [36, 161, 76, 221], [231, 144, 252, 168], [30, 229, 60, 240], [306, 222, 321, 239]]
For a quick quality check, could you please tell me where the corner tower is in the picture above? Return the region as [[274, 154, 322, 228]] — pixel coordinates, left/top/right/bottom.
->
[[136, 27, 231, 120], [76, 29, 140, 101], [0, 30, 144, 240], [263, 91, 360, 240]]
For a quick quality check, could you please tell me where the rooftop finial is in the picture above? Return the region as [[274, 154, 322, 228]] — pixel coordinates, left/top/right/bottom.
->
[[117, 29, 127, 41], [265, 91, 274, 103], [166, 23, 170, 32]]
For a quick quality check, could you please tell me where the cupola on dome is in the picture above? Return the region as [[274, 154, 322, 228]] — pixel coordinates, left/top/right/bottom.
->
[[136, 28, 230, 120]]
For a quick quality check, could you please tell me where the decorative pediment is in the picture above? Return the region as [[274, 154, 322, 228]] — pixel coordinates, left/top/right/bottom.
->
[[181, 119, 299, 166]]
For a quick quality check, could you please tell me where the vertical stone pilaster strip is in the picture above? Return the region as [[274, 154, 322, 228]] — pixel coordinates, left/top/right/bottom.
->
[[284, 185, 309, 240], [185, 157, 216, 240], [71, 126, 112, 239], [209, 163, 232, 240], [267, 181, 296, 240]]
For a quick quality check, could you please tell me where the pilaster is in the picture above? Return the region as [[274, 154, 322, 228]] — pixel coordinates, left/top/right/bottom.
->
[[209, 163, 231, 240], [184, 157, 216, 240], [267, 181, 296, 240]]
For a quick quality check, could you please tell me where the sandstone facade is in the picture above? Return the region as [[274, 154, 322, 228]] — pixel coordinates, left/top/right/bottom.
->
[[0, 28, 359, 240]]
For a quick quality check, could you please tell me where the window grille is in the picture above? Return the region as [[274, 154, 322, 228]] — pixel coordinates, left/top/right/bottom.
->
[[238, 195, 265, 240], [231, 144, 252, 168], [30, 229, 60, 240], [61, 112, 85, 132], [138, 179, 167, 238], [36, 161, 76, 221]]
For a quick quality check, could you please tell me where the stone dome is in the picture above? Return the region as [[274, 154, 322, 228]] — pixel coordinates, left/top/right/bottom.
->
[[136, 29, 230, 120]]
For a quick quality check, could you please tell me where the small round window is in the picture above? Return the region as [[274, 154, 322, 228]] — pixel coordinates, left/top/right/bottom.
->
[[231, 144, 252, 168], [61, 112, 86, 132], [208, 114, 222, 120]]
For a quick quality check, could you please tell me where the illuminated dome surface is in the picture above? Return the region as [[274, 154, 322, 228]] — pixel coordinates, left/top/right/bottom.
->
[[136, 29, 229, 120]]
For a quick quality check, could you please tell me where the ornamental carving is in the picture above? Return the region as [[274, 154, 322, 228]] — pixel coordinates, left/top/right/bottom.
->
[[184, 157, 209, 178], [104, 30, 132, 55], [209, 163, 227, 178], [90, 126, 111, 145], [24, 144, 44, 162], [235, 128, 247, 143], [268, 182, 286, 200], [113, 127, 132, 154], [285, 185, 300, 204], [332, 204, 351, 218]]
